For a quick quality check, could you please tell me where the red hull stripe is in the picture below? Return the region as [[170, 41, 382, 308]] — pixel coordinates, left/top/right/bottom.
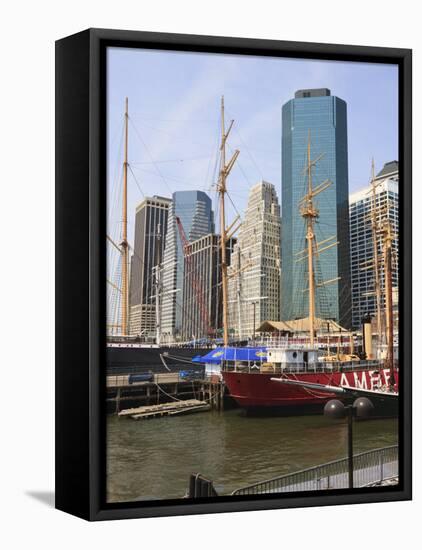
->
[[222, 368, 399, 408]]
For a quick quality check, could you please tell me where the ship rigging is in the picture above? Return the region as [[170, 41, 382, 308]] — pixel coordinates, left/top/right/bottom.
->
[[211, 133, 399, 414], [106, 96, 243, 345]]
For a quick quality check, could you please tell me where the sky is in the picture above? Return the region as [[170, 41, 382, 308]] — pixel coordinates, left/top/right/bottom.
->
[[107, 46, 398, 246]]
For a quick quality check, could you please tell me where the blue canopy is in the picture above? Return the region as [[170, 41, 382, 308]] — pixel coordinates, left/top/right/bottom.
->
[[192, 347, 268, 364]]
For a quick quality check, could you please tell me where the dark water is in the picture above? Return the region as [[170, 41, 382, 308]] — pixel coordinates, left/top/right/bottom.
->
[[106, 410, 398, 503]]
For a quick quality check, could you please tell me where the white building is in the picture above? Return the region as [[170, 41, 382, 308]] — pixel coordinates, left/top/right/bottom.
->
[[227, 181, 281, 340], [349, 161, 399, 330]]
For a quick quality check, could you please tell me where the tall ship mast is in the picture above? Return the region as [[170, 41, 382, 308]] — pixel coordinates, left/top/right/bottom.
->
[[382, 219, 396, 389], [121, 97, 130, 336], [218, 96, 239, 348], [107, 97, 130, 339], [303, 135, 318, 346], [153, 223, 162, 347], [299, 132, 336, 347], [106, 98, 216, 374], [370, 159, 383, 354]]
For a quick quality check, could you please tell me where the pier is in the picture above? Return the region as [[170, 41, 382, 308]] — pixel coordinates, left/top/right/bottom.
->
[[107, 373, 226, 414]]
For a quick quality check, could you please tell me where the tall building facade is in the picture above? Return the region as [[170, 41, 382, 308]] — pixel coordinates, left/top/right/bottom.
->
[[128, 196, 171, 337], [181, 234, 236, 341], [349, 161, 399, 330], [227, 181, 281, 339], [161, 190, 214, 342], [281, 88, 352, 328]]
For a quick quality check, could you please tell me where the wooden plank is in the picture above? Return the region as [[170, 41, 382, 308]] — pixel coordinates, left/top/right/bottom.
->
[[131, 404, 211, 420], [154, 373, 180, 384], [118, 399, 206, 417]]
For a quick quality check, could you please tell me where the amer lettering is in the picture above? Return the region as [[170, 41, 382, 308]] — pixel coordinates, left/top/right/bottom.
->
[[340, 373, 350, 387], [353, 372, 368, 389], [369, 370, 381, 390]]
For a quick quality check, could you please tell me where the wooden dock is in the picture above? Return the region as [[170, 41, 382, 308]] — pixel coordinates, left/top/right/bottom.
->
[[107, 376, 226, 414], [118, 399, 211, 420]]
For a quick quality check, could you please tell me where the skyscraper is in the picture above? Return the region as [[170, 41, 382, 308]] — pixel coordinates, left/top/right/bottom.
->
[[281, 88, 352, 328], [349, 161, 399, 330], [161, 190, 214, 342], [181, 233, 236, 341], [128, 196, 171, 338], [227, 181, 281, 339]]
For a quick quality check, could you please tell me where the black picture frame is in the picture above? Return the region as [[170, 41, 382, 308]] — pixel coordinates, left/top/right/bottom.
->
[[55, 28, 412, 521]]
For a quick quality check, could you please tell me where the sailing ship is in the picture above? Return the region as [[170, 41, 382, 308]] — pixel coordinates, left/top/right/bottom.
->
[[106, 98, 210, 376], [107, 97, 399, 414], [196, 106, 399, 414]]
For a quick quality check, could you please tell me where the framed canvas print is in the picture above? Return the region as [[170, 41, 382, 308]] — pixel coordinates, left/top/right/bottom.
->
[[55, 28, 412, 520]]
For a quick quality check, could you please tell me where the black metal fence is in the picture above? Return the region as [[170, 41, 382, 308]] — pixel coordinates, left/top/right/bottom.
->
[[231, 445, 398, 495]]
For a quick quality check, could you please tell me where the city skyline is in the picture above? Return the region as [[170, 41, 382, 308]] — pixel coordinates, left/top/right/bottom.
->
[[120, 162, 399, 339], [107, 47, 398, 250], [106, 49, 399, 339]]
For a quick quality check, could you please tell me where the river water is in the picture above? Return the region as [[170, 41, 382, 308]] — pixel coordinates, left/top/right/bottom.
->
[[106, 410, 398, 503]]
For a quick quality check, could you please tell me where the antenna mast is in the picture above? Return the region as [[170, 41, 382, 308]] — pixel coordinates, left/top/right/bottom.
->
[[121, 97, 129, 336], [218, 96, 239, 347]]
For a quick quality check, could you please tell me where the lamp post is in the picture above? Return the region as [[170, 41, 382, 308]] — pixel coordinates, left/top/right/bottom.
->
[[324, 397, 374, 488]]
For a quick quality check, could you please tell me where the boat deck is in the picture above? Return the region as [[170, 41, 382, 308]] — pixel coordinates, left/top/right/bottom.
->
[[223, 360, 384, 375]]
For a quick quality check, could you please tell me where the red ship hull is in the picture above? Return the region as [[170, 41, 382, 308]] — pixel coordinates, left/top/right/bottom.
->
[[222, 367, 399, 411]]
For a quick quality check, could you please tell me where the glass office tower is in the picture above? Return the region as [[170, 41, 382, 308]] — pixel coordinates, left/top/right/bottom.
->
[[281, 88, 352, 329], [161, 190, 214, 342]]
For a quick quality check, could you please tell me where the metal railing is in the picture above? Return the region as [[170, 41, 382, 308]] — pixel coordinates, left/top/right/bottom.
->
[[223, 360, 380, 374], [231, 445, 398, 495], [256, 336, 356, 348]]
